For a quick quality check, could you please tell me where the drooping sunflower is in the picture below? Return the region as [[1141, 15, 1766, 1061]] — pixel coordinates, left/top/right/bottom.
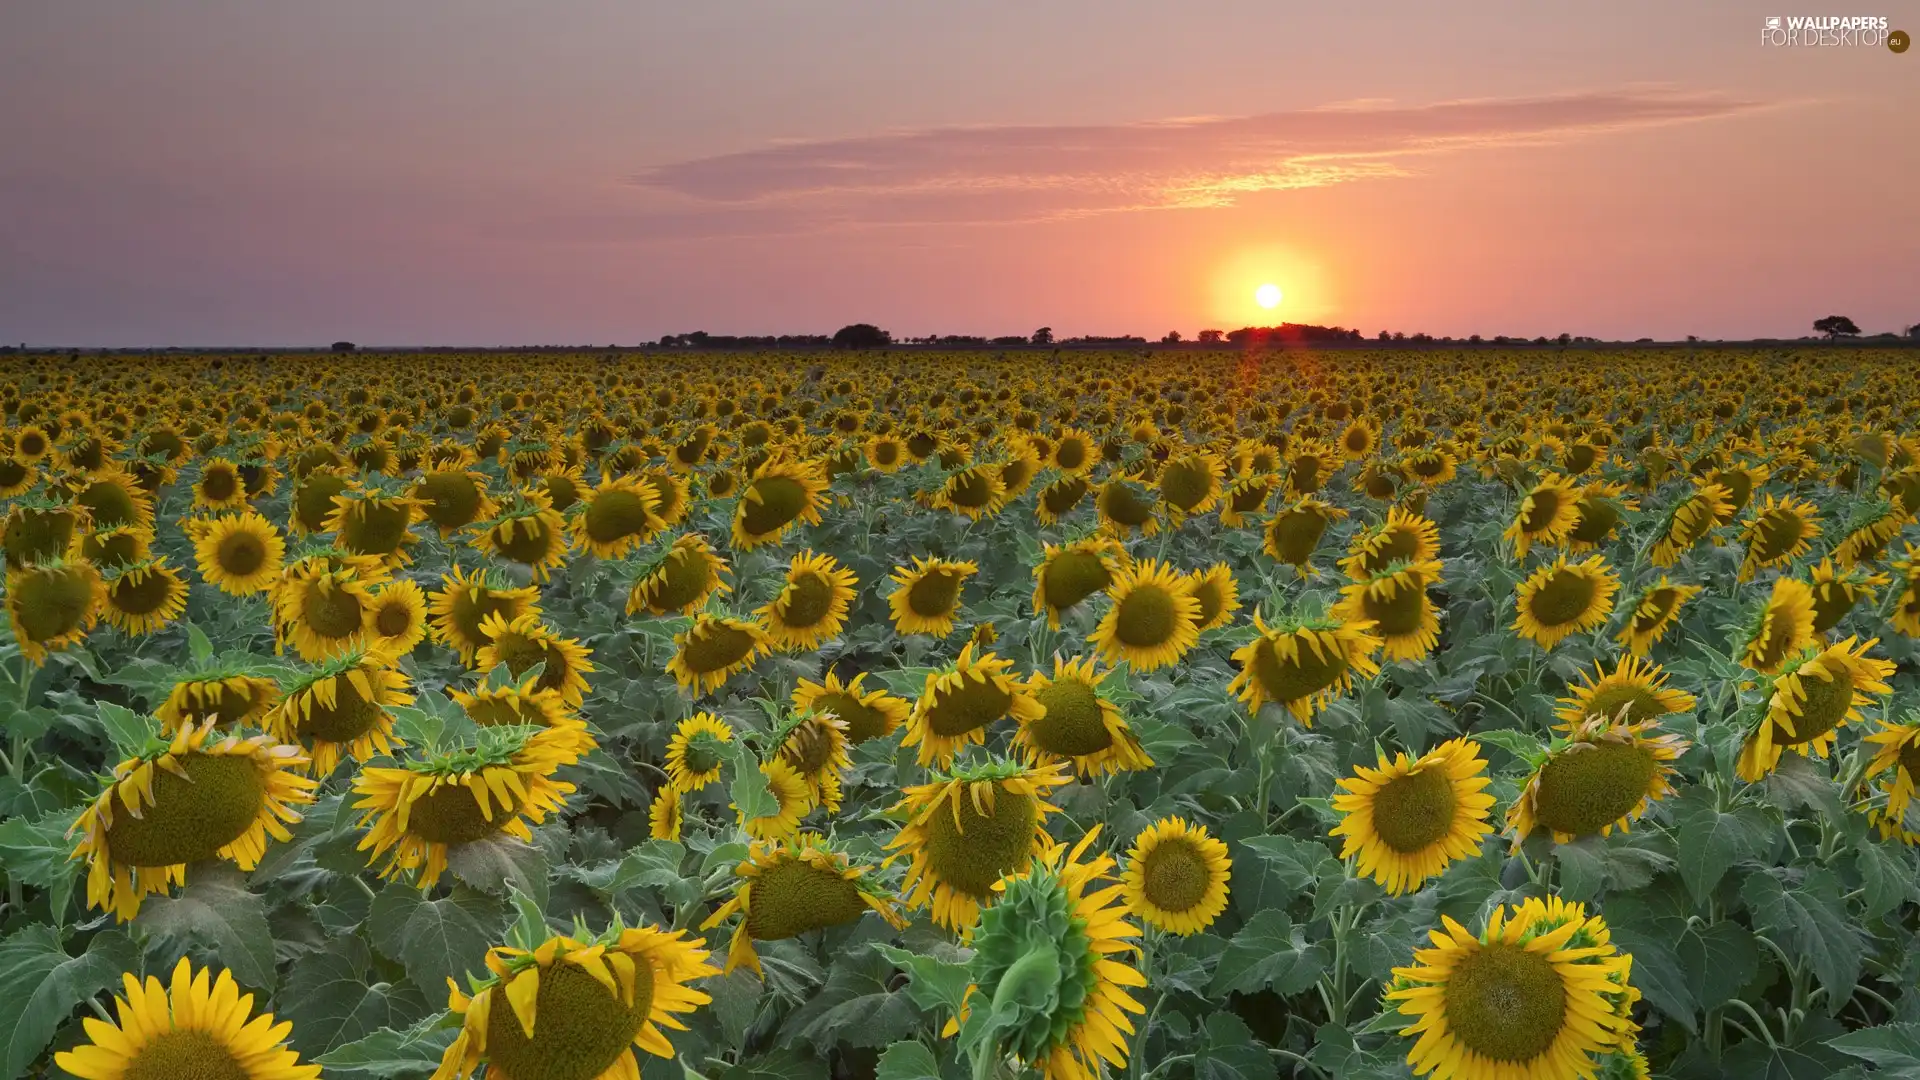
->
[[154, 672, 282, 733], [1565, 481, 1637, 553], [569, 475, 664, 560], [1332, 559, 1442, 664], [352, 724, 581, 888], [1736, 636, 1897, 781], [1384, 896, 1640, 1080], [730, 458, 828, 550], [933, 464, 1009, 520], [429, 565, 544, 664], [273, 555, 389, 662], [1094, 477, 1161, 538], [1122, 817, 1231, 934], [1613, 576, 1701, 656], [1807, 557, 1886, 636], [665, 613, 770, 696], [734, 757, 813, 841], [325, 488, 422, 565], [701, 833, 907, 975], [1509, 716, 1687, 844], [1013, 655, 1152, 777], [756, 549, 857, 651], [266, 651, 413, 775], [71, 466, 154, 531], [886, 758, 1070, 932], [1892, 544, 1920, 638], [1649, 482, 1734, 568], [1156, 451, 1225, 520], [1330, 738, 1494, 896], [1218, 472, 1280, 527], [3, 501, 87, 566], [664, 712, 733, 791], [790, 670, 910, 745], [448, 675, 585, 747], [902, 642, 1046, 767], [78, 521, 153, 569], [98, 559, 188, 636], [471, 492, 572, 582], [1035, 475, 1092, 524], [1503, 472, 1582, 557], [949, 828, 1147, 1080], [1862, 716, 1920, 844], [1088, 558, 1202, 672], [189, 457, 251, 512], [1553, 655, 1695, 734], [192, 511, 285, 595], [73, 719, 317, 921], [1739, 494, 1822, 580], [474, 612, 597, 707], [413, 466, 498, 538], [365, 578, 430, 657], [1339, 506, 1442, 580], [1737, 576, 1818, 674], [775, 712, 853, 811], [1185, 562, 1240, 632], [1264, 496, 1347, 575], [54, 957, 321, 1080], [7, 558, 103, 663], [1512, 553, 1619, 649], [1031, 537, 1125, 629], [886, 554, 977, 636], [433, 923, 718, 1080], [288, 467, 352, 536], [1228, 613, 1382, 724]]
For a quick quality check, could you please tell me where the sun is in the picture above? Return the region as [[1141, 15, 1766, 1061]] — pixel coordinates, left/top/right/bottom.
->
[[1255, 283, 1282, 309]]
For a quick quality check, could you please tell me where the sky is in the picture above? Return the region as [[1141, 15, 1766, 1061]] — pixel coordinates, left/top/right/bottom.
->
[[2, 1, 1916, 346]]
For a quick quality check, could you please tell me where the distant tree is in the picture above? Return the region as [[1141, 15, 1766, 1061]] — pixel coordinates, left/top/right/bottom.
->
[[1813, 315, 1862, 339], [1377, 330, 1391, 341], [831, 324, 891, 349], [1031, 326, 1054, 346], [330, 341, 357, 353], [1197, 329, 1224, 345], [1468, 334, 1483, 344], [1907, 322, 1920, 339], [1556, 332, 1572, 345], [1392, 331, 1405, 342], [1161, 330, 1182, 344]]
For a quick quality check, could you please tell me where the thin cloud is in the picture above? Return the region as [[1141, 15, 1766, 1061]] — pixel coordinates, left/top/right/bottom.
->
[[624, 87, 1772, 230]]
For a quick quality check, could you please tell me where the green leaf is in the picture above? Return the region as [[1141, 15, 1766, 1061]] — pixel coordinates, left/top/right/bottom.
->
[[93, 701, 157, 758], [0, 810, 81, 919], [726, 739, 777, 823], [1741, 867, 1864, 1016], [1671, 786, 1775, 904], [281, 936, 432, 1058], [135, 862, 276, 991], [875, 943, 973, 1017], [1230, 832, 1338, 917], [1191, 1012, 1279, 1080], [1208, 909, 1328, 996], [185, 621, 215, 666], [367, 884, 508, 997], [1469, 727, 1546, 769], [874, 1041, 940, 1080], [1856, 839, 1916, 921], [0, 925, 138, 1080], [314, 1017, 458, 1078], [1828, 1022, 1920, 1073], [445, 835, 549, 910]]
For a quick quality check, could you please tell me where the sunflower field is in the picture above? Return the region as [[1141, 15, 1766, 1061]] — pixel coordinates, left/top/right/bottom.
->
[[2, 348, 1920, 1080]]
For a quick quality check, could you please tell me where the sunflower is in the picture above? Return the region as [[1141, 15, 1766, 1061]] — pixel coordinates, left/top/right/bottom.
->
[[2, 501, 86, 566], [1503, 473, 1581, 557], [791, 670, 910, 744], [1031, 538, 1125, 629], [865, 434, 908, 472], [1649, 482, 1734, 567], [1185, 562, 1240, 632], [472, 493, 572, 582], [266, 651, 413, 775], [54, 957, 321, 1080], [1738, 494, 1822, 580], [1737, 576, 1818, 674], [154, 673, 282, 733], [1331, 738, 1494, 896], [1736, 636, 1897, 781], [73, 720, 317, 921], [1088, 558, 1202, 672], [1892, 544, 1920, 637], [664, 613, 769, 695], [1565, 481, 1636, 553], [735, 758, 812, 841], [7, 558, 103, 663], [190, 457, 251, 511], [1512, 553, 1619, 649], [626, 533, 732, 617], [1340, 506, 1442, 580], [1013, 655, 1152, 777], [475, 612, 597, 707], [433, 923, 717, 1080], [429, 565, 544, 664], [756, 550, 856, 651], [274, 558, 380, 662], [285, 467, 351, 536], [352, 724, 581, 888], [730, 458, 828, 550], [933, 464, 1009, 520], [1228, 613, 1382, 724], [775, 712, 852, 811], [1554, 655, 1695, 734], [902, 642, 1046, 767], [1035, 475, 1092, 524], [1264, 496, 1347, 575], [78, 521, 153, 568], [366, 578, 430, 657], [1807, 557, 1886, 636], [1332, 559, 1442, 664], [648, 786, 683, 841], [97, 558, 187, 636], [414, 467, 498, 537], [1509, 716, 1687, 844], [1385, 896, 1639, 1080], [570, 475, 664, 560], [71, 467, 154, 531], [1833, 505, 1909, 569], [1122, 817, 1231, 934], [886, 758, 1070, 932], [1614, 576, 1700, 656], [1156, 451, 1225, 520], [192, 511, 285, 595], [950, 828, 1146, 1080], [1218, 473, 1280, 527], [1094, 478, 1160, 537], [663, 712, 733, 791], [700, 832, 907, 976], [447, 674, 584, 747], [1862, 717, 1920, 844], [1050, 427, 1098, 475], [886, 554, 977, 637]]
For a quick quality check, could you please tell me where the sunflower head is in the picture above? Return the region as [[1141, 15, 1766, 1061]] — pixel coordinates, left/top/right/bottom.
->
[[887, 758, 1070, 932], [731, 458, 827, 549], [155, 672, 282, 733], [268, 650, 414, 775], [1650, 482, 1734, 567], [429, 565, 544, 664], [570, 474, 665, 560], [664, 613, 768, 696], [1015, 655, 1152, 777], [1227, 612, 1382, 725], [472, 492, 571, 582], [97, 558, 187, 637], [1565, 481, 1636, 552], [791, 670, 910, 744], [1502, 472, 1581, 557], [756, 549, 857, 651], [1739, 494, 1822, 579], [1184, 562, 1240, 632], [55, 958, 321, 1080], [1863, 714, 1920, 844], [1088, 558, 1202, 673], [1331, 737, 1496, 895], [626, 533, 732, 617], [1737, 636, 1897, 781], [192, 511, 286, 595], [1035, 475, 1091, 524], [664, 712, 734, 792], [2, 501, 87, 566], [413, 467, 498, 537], [1613, 576, 1700, 656], [1509, 717, 1687, 845], [1339, 506, 1440, 580], [887, 554, 978, 637], [1332, 558, 1441, 664], [1094, 478, 1160, 537], [1264, 496, 1347, 573], [1512, 554, 1619, 649], [1808, 557, 1886, 635], [1030, 538, 1122, 629], [1554, 654, 1696, 735], [700, 832, 906, 975], [6, 558, 103, 663], [273, 557, 382, 662], [904, 642, 1046, 767], [1123, 817, 1231, 934], [475, 612, 597, 706], [1737, 576, 1817, 674]]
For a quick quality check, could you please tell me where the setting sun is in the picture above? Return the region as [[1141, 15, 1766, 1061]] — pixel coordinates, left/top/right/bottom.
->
[[1255, 283, 1282, 310]]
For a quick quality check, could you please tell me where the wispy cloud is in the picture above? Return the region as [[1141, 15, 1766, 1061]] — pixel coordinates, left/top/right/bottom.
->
[[622, 87, 1771, 232]]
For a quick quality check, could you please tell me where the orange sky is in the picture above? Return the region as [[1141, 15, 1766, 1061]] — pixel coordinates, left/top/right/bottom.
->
[[2, 2, 1915, 345]]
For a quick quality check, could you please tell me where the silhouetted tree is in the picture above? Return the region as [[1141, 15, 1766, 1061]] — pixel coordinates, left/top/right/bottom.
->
[[1197, 329, 1224, 344], [831, 324, 891, 349], [1161, 331, 1182, 344], [330, 341, 357, 353], [1814, 315, 1861, 339], [1032, 326, 1054, 346]]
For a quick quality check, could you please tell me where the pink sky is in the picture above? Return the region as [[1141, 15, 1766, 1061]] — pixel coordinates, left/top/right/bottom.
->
[[2, 2, 1915, 345]]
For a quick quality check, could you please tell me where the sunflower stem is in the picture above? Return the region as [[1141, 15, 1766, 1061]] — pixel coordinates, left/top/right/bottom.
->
[[1265, 1047, 1331, 1080], [1126, 927, 1161, 1080]]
